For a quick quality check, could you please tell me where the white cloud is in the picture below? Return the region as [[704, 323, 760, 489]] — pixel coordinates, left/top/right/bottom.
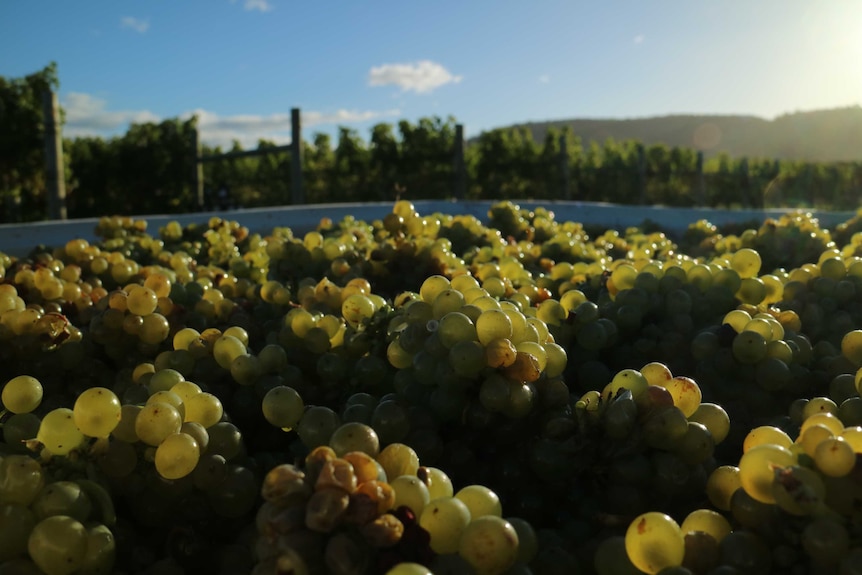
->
[[539, 75, 550, 84], [61, 92, 401, 148], [634, 34, 645, 44], [63, 93, 160, 137], [231, 0, 273, 11], [368, 60, 462, 94], [120, 17, 149, 33]]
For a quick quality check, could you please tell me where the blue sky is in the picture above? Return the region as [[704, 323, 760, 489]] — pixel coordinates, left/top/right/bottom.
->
[[1, 1, 859, 148]]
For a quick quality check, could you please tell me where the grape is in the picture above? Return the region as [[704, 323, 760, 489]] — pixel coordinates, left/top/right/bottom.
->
[[376, 443, 419, 481], [421, 466, 454, 500], [1, 375, 43, 414], [803, 517, 850, 564], [80, 523, 116, 574], [0, 454, 45, 506], [419, 496, 471, 554], [183, 392, 223, 428], [31, 481, 92, 522], [37, 408, 85, 456], [213, 335, 247, 370], [625, 512, 685, 574], [680, 509, 731, 543], [297, 406, 341, 450], [155, 432, 201, 479], [0, 503, 36, 562], [135, 402, 183, 446], [28, 515, 88, 575], [772, 465, 826, 516], [688, 403, 730, 444], [261, 386, 304, 430], [455, 484, 502, 519], [742, 425, 792, 452], [73, 387, 122, 439], [127, 286, 158, 316], [476, 309, 513, 346], [814, 436, 856, 477], [437, 312, 477, 348], [594, 536, 643, 575], [385, 563, 432, 575], [112, 405, 142, 443], [458, 515, 519, 575], [662, 376, 702, 417], [391, 475, 430, 515], [738, 444, 796, 503]]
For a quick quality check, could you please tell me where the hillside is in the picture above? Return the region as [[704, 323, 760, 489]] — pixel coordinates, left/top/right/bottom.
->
[[495, 106, 862, 162]]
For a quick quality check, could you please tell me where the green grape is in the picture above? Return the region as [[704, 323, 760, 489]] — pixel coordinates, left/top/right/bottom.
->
[[80, 523, 116, 575], [432, 289, 466, 319], [680, 509, 731, 543], [1, 375, 43, 414], [296, 406, 341, 450], [732, 330, 768, 364], [387, 340, 414, 369], [449, 340, 487, 378], [0, 503, 36, 562], [841, 329, 862, 366], [814, 436, 856, 477], [0, 454, 45, 506], [134, 402, 183, 446], [95, 437, 137, 479], [840, 426, 862, 452], [147, 369, 184, 394], [607, 369, 649, 400], [802, 517, 849, 565], [772, 465, 826, 516], [458, 515, 519, 575], [688, 403, 730, 444], [258, 344, 288, 374], [476, 309, 513, 346], [139, 312, 170, 345], [730, 248, 761, 279], [742, 425, 792, 452], [674, 422, 715, 465], [213, 335, 247, 370], [230, 354, 262, 386], [515, 341, 547, 371], [803, 396, 838, 419], [31, 481, 92, 523], [28, 515, 88, 575], [642, 406, 689, 450], [261, 386, 304, 430], [661, 376, 701, 418], [126, 286, 158, 316], [738, 444, 796, 503], [800, 424, 834, 458], [437, 312, 477, 349], [342, 294, 376, 327], [543, 342, 567, 378], [37, 408, 85, 456], [419, 496, 471, 554], [223, 325, 249, 346], [147, 390, 185, 420], [625, 512, 685, 575], [376, 443, 419, 480], [421, 466, 454, 500], [329, 422, 380, 458], [420, 275, 451, 304], [385, 563, 432, 575], [193, 453, 228, 492], [801, 412, 843, 435], [183, 392, 223, 428], [641, 361, 673, 387], [455, 484, 502, 519], [73, 387, 121, 439], [155, 432, 200, 480], [112, 405, 142, 443], [391, 475, 431, 516], [2, 413, 41, 453]]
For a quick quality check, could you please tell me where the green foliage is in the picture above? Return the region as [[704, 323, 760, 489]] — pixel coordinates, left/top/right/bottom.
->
[[3, 65, 862, 222], [0, 62, 59, 221]]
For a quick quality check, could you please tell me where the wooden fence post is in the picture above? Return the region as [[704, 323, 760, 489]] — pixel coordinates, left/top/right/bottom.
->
[[695, 151, 705, 207], [453, 124, 466, 200], [192, 128, 204, 210], [290, 108, 304, 205], [42, 90, 67, 220], [559, 134, 571, 200]]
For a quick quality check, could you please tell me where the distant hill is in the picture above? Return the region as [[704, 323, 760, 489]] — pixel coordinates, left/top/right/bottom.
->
[[488, 106, 862, 163]]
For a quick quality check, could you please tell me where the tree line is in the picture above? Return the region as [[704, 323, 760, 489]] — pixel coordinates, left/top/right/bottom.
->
[[3, 64, 862, 223]]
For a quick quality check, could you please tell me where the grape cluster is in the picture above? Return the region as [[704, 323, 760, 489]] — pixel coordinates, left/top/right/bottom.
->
[[254, 430, 531, 575], [8, 199, 862, 574]]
